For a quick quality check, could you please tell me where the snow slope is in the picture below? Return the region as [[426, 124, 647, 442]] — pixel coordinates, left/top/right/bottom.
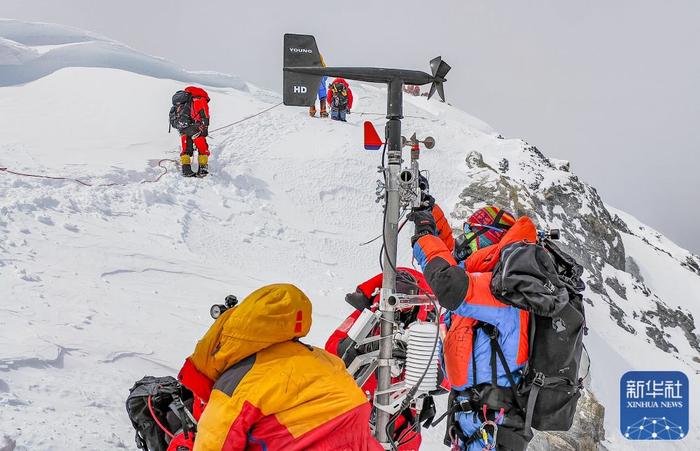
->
[[1, 19, 699, 451]]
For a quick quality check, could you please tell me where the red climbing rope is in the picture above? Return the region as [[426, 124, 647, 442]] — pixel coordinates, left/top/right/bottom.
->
[[147, 395, 175, 439], [0, 159, 179, 187]]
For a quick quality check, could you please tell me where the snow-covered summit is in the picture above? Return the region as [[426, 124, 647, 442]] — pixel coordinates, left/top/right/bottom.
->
[[1, 20, 698, 451]]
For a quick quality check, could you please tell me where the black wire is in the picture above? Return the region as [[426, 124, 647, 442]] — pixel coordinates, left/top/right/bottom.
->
[[375, 127, 442, 451], [360, 233, 383, 247], [382, 244, 442, 449], [395, 419, 417, 446], [396, 420, 420, 446], [379, 213, 408, 270]]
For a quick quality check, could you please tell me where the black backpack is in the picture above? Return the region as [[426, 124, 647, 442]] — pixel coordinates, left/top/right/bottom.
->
[[490, 239, 587, 434], [125, 376, 196, 451], [330, 82, 348, 110], [169, 90, 194, 132]]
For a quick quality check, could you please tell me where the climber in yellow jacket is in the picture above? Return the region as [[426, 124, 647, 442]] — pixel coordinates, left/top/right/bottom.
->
[[178, 283, 382, 450]]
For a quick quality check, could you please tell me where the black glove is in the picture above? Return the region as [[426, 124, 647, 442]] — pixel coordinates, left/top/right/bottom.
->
[[419, 192, 435, 211], [453, 233, 473, 262], [408, 210, 437, 246], [345, 289, 373, 311]]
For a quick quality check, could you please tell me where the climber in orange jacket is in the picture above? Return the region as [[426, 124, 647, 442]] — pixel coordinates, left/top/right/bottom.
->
[[177, 284, 381, 451], [409, 204, 535, 451]]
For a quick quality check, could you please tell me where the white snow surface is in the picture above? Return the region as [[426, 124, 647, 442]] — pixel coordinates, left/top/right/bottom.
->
[[1, 19, 699, 451]]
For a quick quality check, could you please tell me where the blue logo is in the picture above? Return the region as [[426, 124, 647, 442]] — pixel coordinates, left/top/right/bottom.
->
[[620, 371, 689, 440]]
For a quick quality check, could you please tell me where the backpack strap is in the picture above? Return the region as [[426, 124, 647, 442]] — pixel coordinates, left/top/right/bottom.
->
[[522, 373, 575, 437], [522, 374, 540, 437], [471, 324, 479, 387], [479, 323, 523, 413]]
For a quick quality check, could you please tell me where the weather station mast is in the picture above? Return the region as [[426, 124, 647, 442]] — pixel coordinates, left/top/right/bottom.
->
[[282, 33, 450, 448]]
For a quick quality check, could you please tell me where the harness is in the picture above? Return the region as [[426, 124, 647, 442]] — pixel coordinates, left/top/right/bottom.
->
[[435, 323, 531, 450]]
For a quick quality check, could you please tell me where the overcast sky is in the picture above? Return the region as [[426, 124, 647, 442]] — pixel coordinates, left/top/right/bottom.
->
[[4, 0, 699, 253]]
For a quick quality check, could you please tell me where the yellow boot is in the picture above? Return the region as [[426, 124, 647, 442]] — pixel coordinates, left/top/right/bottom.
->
[[197, 154, 209, 177], [181, 154, 195, 177]]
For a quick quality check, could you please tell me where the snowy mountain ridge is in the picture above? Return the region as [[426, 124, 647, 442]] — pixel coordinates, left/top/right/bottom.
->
[[0, 18, 246, 89], [1, 19, 699, 451]]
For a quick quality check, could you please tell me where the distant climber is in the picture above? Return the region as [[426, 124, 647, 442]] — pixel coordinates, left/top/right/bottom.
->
[[327, 78, 353, 122], [177, 283, 382, 450], [169, 86, 211, 177], [404, 84, 421, 96], [310, 54, 329, 118]]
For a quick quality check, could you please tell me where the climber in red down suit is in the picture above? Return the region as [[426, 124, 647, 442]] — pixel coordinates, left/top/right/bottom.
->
[[180, 86, 210, 177]]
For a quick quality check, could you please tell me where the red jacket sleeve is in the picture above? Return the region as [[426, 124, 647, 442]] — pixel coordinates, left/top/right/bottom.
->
[[432, 203, 455, 253], [347, 88, 354, 110], [178, 357, 214, 403]]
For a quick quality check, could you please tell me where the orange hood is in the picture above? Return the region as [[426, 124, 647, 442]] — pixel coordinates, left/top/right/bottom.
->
[[188, 283, 313, 382]]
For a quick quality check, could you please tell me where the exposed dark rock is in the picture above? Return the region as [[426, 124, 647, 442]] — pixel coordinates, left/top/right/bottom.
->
[[556, 160, 571, 172], [525, 143, 555, 169], [644, 301, 700, 354], [611, 214, 631, 234], [608, 301, 636, 334], [605, 277, 627, 300], [625, 256, 644, 283], [644, 326, 678, 353], [465, 151, 487, 169], [498, 158, 510, 173], [682, 255, 700, 276]]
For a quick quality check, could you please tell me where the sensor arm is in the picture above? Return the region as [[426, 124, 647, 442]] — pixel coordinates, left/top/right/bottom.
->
[[283, 66, 435, 85]]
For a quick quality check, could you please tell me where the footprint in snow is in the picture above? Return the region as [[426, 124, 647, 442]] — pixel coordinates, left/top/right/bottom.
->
[[37, 215, 54, 226], [17, 268, 41, 282], [63, 223, 79, 232]]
